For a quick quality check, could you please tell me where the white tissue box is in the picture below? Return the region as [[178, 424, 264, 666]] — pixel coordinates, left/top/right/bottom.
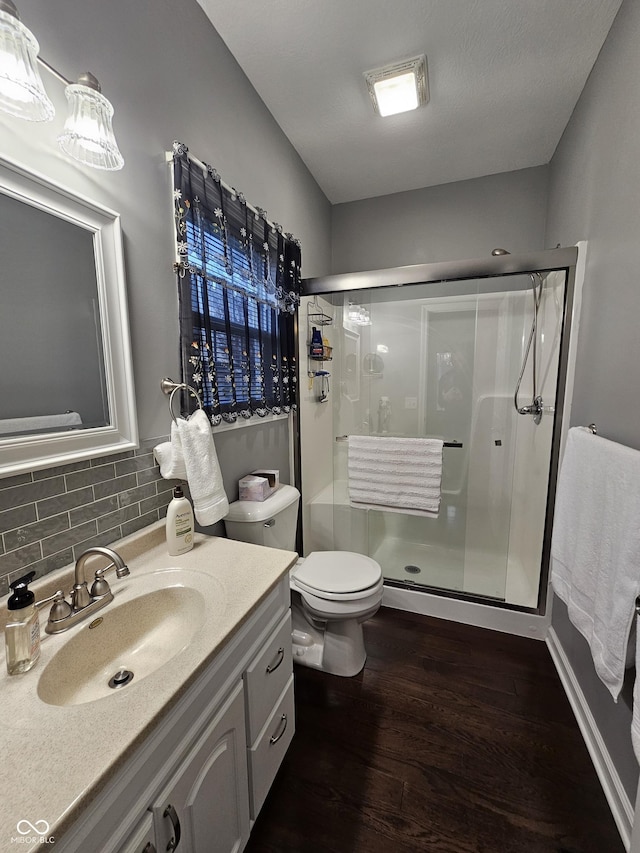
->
[[239, 475, 275, 502]]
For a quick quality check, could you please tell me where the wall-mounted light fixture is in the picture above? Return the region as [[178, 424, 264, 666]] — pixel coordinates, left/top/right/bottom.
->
[[0, 0, 123, 170], [364, 55, 429, 118]]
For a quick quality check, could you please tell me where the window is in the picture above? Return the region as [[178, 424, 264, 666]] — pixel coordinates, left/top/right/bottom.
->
[[172, 142, 300, 425]]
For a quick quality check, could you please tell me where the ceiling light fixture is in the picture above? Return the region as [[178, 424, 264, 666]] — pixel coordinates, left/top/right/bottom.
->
[[0, 0, 123, 170], [364, 55, 429, 118]]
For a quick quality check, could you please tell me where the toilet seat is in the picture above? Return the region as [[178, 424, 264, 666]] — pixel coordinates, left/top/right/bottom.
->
[[291, 551, 382, 601]]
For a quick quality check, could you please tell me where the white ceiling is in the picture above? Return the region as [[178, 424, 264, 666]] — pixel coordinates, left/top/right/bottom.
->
[[196, 0, 623, 204]]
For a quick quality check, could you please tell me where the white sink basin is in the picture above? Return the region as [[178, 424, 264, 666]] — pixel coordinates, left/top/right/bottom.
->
[[37, 568, 221, 707]]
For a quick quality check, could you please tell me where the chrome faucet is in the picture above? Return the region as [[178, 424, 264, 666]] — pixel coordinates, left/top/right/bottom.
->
[[42, 546, 130, 635]]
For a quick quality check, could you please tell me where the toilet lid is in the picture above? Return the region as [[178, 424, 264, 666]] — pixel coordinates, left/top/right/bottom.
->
[[292, 551, 382, 594]]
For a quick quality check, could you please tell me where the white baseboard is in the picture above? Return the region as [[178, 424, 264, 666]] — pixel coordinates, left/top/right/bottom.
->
[[546, 626, 633, 850]]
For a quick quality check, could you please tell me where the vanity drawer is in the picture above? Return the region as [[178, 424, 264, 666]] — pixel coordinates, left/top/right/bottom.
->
[[248, 675, 295, 819], [244, 611, 292, 743]]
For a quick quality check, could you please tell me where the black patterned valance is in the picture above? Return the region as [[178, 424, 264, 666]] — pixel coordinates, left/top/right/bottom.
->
[[172, 141, 301, 425]]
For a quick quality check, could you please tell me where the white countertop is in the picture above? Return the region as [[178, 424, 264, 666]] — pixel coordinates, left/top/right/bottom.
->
[[0, 520, 297, 845]]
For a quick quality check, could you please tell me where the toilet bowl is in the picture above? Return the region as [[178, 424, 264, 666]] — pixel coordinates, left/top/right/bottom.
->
[[224, 485, 383, 677]]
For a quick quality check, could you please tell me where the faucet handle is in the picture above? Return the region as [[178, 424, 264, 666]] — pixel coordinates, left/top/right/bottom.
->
[[90, 561, 130, 598], [36, 590, 73, 623]]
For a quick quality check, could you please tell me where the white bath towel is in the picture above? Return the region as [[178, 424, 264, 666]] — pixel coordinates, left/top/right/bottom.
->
[[551, 426, 640, 710], [347, 435, 443, 517], [154, 410, 229, 526]]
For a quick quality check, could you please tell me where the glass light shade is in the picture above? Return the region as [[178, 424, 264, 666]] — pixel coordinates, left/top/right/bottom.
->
[[0, 5, 54, 121], [58, 82, 124, 171], [373, 72, 419, 117]]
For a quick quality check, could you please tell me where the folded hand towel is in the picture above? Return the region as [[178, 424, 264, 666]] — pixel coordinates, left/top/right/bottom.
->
[[551, 426, 640, 704], [153, 420, 187, 480], [175, 409, 229, 526], [348, 435, 443, 517]]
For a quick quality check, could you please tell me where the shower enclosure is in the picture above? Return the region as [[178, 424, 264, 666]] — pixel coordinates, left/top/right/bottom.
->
[[298, 248, 578, 618]]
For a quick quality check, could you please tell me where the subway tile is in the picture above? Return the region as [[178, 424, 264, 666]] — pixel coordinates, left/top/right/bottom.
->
[[118, 482, 156, 508], [91, 450, 134, 466], [0, 472, 33, 490], [32, 460, 90, 480], [122, 511, 159, 539], [140, 492, 173, 516], [0, 542, 42, 575], [71, 526, 122, 559], [42, 521, 98, 557], [0, 503, 37, 535], [97, 504, 139, 534], [0, 477, 65, 513], [93, 473, 137, 500], [37, 486, 94, 520], [70, 496, 119, 527], [115, 453, 157, 477], [4, 513, 69, 553], [0, 574, 8, 598], [137, 466, 165, 486], [66, 463, 116, 492], [22, 548, 74, 583]]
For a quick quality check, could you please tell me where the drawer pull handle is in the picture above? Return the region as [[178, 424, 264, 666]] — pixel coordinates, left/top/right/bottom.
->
[[269, 713, 288, 745], [266, 646, 285, 674], [163, 803, 181, 851]]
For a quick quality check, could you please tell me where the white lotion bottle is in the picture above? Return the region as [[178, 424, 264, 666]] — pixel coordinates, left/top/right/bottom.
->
[[166, 485, 195, 556]]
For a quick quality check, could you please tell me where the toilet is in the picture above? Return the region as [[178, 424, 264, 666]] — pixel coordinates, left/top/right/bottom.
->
[[224, 485, 383, 677]]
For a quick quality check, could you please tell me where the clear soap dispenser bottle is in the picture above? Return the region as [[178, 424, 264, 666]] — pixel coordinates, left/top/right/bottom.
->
[[5, 571, 41, 675]]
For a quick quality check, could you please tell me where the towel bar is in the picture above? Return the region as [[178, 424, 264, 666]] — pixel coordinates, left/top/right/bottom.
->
[[335, 434, 462, 448], [160, 378, 203, 424]]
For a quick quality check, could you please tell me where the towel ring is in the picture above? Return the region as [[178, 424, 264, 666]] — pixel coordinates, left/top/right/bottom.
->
[[160, 378, 204, 424]]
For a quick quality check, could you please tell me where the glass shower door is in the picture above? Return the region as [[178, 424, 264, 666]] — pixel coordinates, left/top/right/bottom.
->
[[330, 269, 566, 607]]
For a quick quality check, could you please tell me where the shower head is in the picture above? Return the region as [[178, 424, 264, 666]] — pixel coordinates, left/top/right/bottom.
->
[[491, 248, 511, 256]]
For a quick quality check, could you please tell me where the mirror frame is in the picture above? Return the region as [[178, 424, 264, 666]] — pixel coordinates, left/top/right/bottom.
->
[[0, 154, 138, 478]]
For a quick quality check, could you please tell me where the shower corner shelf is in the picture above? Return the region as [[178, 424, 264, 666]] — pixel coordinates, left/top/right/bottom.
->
[[306, 302, 333, 401]]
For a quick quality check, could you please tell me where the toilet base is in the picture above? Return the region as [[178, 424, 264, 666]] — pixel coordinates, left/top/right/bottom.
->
[[291, 599, 367, 677]]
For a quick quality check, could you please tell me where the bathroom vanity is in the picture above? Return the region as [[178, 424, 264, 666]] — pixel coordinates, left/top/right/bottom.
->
[[0, 521, 297, 852]]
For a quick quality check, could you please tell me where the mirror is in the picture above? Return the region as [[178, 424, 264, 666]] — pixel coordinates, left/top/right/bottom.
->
[[0, 155, 138, 477]]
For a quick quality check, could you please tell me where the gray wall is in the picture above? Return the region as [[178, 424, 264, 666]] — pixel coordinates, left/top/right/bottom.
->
[[545, 0, 639, 802], [0, 0, 331, 584], [331, 165, 549, 273]]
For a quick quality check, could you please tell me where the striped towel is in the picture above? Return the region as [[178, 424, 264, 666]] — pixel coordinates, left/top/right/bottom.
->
[[347, 435, 443, 517]]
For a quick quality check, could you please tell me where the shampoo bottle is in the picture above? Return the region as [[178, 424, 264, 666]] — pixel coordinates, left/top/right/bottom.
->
[[166, 485, 195, 556], [5, 571, 41, 675]]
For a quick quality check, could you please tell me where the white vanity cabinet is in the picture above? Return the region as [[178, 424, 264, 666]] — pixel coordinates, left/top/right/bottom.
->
[[57, 577, 294, 853], [152, 682, 250, 853]]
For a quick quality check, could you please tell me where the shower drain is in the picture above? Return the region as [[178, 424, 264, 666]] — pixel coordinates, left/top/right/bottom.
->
[[404, 564, 422, 575]]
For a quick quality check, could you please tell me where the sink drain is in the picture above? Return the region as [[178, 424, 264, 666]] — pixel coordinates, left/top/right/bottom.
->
[[108, 669, 134, 689], [404, 565, 421, 575]]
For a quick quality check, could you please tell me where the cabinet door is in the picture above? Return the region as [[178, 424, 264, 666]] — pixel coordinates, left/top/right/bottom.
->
[[152, 681, 250, 853]]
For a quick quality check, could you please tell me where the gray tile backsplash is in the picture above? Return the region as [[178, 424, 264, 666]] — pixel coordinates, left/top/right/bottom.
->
[[0, 438, 177, 598]]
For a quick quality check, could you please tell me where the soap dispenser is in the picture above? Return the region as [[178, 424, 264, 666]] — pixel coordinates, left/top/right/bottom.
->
[[166, 485, 195, 556], [5, 571, 41, 675]]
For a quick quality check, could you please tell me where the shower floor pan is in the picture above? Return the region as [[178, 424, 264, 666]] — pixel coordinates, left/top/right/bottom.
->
[[372, 536, 538, 608]]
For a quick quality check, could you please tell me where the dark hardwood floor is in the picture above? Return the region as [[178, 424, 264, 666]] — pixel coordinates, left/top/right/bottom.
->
[[245, 606, 625, 853]]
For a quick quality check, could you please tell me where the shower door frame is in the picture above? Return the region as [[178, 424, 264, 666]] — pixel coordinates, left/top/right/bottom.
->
[[297, 246, 578, 634]]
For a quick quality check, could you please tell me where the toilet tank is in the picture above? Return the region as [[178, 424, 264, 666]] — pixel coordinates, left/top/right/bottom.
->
[[224, 484, 300, 550]]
